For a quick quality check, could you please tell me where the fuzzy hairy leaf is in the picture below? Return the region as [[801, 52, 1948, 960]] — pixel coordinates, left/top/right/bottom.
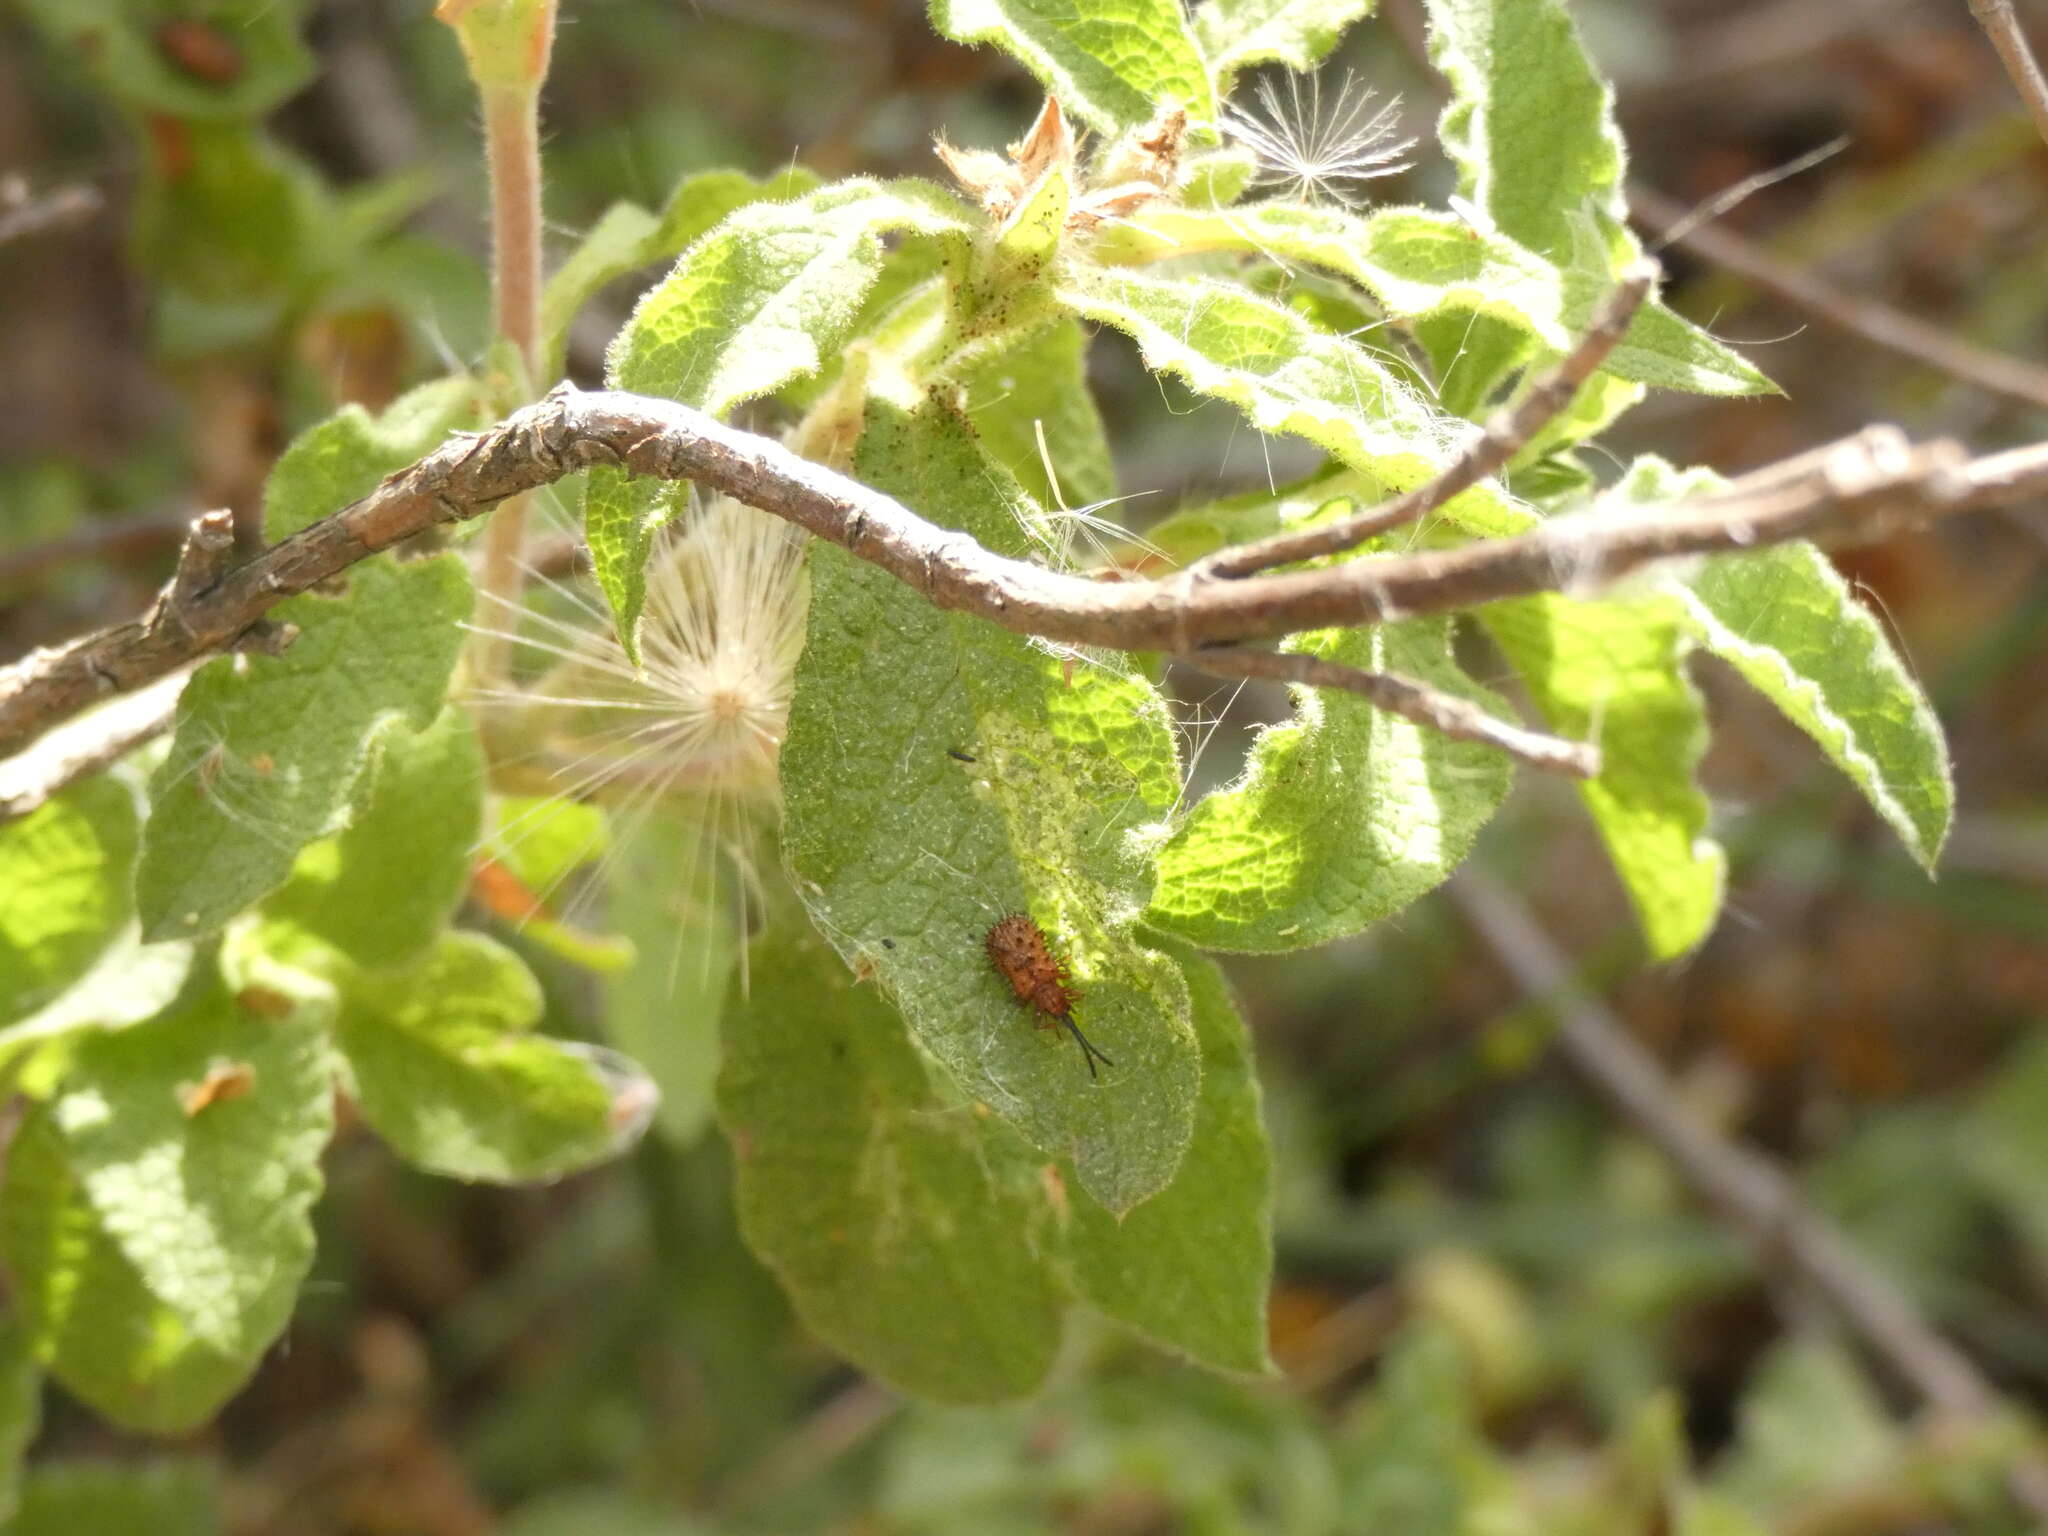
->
[[1195, 0, 1376, 83], [136, 554, 471, 941], [960, 318, 1117, 512], [0, 931, 195, 1101], [1483, 592, 1723, 958], [1590, 457, 1951, 869], [324, 931, 623, 1183], [263, 706, 485, 968], [1096, 203, 1770, 398], [1149, 617, 1510, 951], [1425, 0, 1629, 268], [780, 396, 1198, 1216], [538, 167, 820, 379], [929, 0, 1216, 134], [588, 178, 973, 656], [1061, 946, 1272, 1372], [720, 919, 1065, 1402], [1682, 547, 1950, 868], [49, 974, 334, 1360], [0, 776, 140, 1021], [262, 377, 482, 542], [2, 1106, 253, 1433]]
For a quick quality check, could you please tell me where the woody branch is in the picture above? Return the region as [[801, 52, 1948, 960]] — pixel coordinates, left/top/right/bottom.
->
[[0, 385, 2038, 771]]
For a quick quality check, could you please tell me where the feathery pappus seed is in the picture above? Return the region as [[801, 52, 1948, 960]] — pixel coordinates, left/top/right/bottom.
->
[[983, 914, 1115, 1081]]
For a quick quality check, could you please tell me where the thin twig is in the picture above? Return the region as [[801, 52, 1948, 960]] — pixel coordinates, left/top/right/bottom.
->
[[0, 509, 189, 589], [1193, 266, 1656, 580], [1176, 646, 1600, 778], [1452, 871, 2048, 1517], [0, 177, 100, 247], [1969, 0, 2048, 153], [0, 385, 2031, 758], [1451, 871, 1991, 1413], [1633, 185, 2048, 414], [0, 671, 187, 822]]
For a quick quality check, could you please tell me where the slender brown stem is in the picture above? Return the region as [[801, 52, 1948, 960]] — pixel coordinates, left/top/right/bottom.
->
[[1175, 646, 1599, 778], [0, 385, 2030, 763], [472, 80, 546, 689], [1969, 0, 2048, 152], [1193, 266, 1655, 580]]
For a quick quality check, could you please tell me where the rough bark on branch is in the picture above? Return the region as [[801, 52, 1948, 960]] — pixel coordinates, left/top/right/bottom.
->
[[1, 385, 2037, 758]]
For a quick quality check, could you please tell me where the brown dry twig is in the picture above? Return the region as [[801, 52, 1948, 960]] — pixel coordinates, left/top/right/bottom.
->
[[0, 177, 100, 247], [1175, 646, 1600, 778], [1, 383, 2040, 767], [1452, 872, 2048, 1519], [1969, 0, 2048, 153], [1192, 265, 1655, 580]]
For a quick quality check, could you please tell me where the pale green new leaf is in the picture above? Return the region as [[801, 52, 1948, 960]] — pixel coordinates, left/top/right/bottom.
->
[[51, 974, 334, 1360], [1, 1107, 253, 1433], [537, 167, 821, 379], [588, 178, 973, 655], [1195, 0, 1376, 84], [719, 920, 1064, 1402], [1149, 618, 1510, 951], [0, 776, 140, 1020], [1425, 0, 1628, 267], [1062, 947, 1273, 1373], [136, 554, 471, 940], [780, 396, 1198, 1216], [929, 0, 1215, 134], [1682, 547, 1950, 868], [1482, 592, 1724, 958], [0, 1317, 39, 1525], [329, 931, 622, 1183], [263, 706, 485, 967]]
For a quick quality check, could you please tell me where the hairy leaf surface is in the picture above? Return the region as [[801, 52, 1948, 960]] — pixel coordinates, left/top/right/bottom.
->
[[0, 776, 140, 1020], [780, 396, 1197, 1215], [930, 0, 1215, 133], [1194, 0, 1377, 83]]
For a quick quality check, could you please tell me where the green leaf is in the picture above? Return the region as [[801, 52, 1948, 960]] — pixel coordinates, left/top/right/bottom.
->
[[1680, 545, 1950, 869], [1062, 947, 1273, 1372], [588, 178, 972, 656], [262, 377, 482, 542], [0, 930, 195, 1103], [780, 396, 1199, 1216], [136, 555, 472, 941], [0, 1318, 40, 1525], [16, 0, 314, 120], [1968, 1033, 2048, 1273], [49, 974, 333, 1362], [1481, 592, 1724, 958], [1195, 0, 1376, 85], [1340, 1322, 1515, 1528], [537, 167, 821, 380], [602, 809, 738, 1147], [3, 1457, 220, 1536], [959, 318, 1117, 512], [1425, 0, 1629, 268], [1148, 618, 1510, 951], [131, 121, 323, 358], [719, 919, 1064, 1403], [325, 931, 624, 1183], [2, 1107, 251, 1433], [929, 0, 1216, 134], [263, 707, 486, 968], [1095, 203, 1772, 397], [0, 776, 140, 1020]]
